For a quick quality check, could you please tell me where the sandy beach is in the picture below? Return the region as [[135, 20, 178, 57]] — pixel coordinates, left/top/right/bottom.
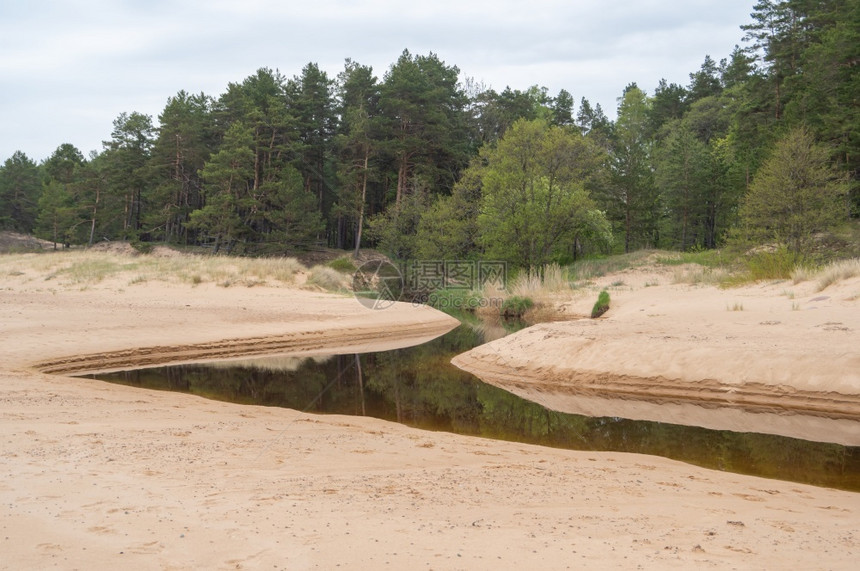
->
[[1, 251, 858, 569]]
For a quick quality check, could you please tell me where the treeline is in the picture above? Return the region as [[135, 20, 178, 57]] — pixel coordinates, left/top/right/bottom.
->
[[0, 0, 857, 265]]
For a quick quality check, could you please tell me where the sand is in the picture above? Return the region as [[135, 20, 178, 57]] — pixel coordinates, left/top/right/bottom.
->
[[454, 264, 860, 447], [1, 254, 858, 569]]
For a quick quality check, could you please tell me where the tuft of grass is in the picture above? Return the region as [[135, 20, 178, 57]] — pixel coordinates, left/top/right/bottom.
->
[[128, 274, 148, 285], [816, 258, 860, 291], [728, 302, 744, 311], [509, 263, 573, 298], [790, 265, 813, 284], [656, 248, 725, 268], [500, 295, 534, 318], [591, 290, 610, 318], [327, 256, 357, 273], [306, 265, 349, 291]]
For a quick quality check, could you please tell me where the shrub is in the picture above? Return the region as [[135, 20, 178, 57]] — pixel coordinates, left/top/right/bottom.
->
[[745, 246, 800, 280], [327, 256, 357, 273], [591, 290, 610, 318], [500, 295, 534, 318]]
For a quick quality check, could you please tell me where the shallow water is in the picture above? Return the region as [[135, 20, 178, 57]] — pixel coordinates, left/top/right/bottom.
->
[[87, 321, 860, 492]]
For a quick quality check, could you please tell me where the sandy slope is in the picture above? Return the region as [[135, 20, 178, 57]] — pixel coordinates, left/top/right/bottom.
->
[[455, 265, 860, 445], [1, 257, 858, 569]]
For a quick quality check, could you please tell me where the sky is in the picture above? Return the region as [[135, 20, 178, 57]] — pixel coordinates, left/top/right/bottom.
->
[[0, 0, 756, 163]]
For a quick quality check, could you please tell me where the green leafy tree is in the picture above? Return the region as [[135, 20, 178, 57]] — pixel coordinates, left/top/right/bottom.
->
[[255, 165, 323, 248], [35, 180, 77, 248], [147, 90, 215, 243], [379, 50, 470, 204], [101, 111, 155, 239], [784, 0, 860, 215], [334, 59, 382, 254], [737, 126, 847, 254], [0, 151, 42, 232], [39, 144, 101, 246], [471, 85, 548, 145], [291, 63, 337, 222], [476, 118, 610, 267], [190, 123, 255, 252], [550, 88, 575, 127], [648, 79, 689, 138], [414, 157, 483, 260], [366, 186, 429, 260], [608, 85, 657, 252], [687, 55, 723, 102], [655, 122, 711, 249]]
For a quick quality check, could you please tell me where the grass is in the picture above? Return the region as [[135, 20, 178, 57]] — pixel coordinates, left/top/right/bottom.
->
[[816, 258, 860, 291], [500, 295, 534, 318], [327, 256, 357, 273], [655, 248, 725, 268], [591, 290, 610, 318], [306, 265, 349, 291], [0, 248, 307, 288], [569, 250, 656, 280], [728, 302, 744, 311], [508, 263, 574, 298]]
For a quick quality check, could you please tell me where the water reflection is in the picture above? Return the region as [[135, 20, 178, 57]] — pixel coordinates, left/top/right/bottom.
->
[[88, 320, 860, 492]]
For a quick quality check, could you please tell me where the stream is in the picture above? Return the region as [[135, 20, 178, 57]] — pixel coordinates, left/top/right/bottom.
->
[[85, 317, 860, 491]]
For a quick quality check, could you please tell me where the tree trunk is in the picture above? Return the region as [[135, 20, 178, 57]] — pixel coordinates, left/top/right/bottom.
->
[[353, 151, 369, 258]]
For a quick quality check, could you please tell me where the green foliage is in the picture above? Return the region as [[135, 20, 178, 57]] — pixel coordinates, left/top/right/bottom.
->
[[0, 151, 42, 233], [737, 126, 848, 255], [477, 118, 610, 268], [608, 86, 658, 253], [745, 246, 803, 281], [413, 157, 483, 260], [327, 256, 356, 273], [591, 290, 610, 318], [366, 189, 428, 260], [655, 248, 725, 268]]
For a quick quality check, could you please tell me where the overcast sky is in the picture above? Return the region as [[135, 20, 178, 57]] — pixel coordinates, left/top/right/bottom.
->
[[0, 0, 755, 163]]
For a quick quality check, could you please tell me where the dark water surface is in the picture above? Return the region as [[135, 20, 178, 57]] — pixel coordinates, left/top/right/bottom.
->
[[87, 321, 860, 492]]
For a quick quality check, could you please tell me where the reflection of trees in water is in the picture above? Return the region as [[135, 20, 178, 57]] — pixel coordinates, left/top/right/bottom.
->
[[94, 325, 860, 492]]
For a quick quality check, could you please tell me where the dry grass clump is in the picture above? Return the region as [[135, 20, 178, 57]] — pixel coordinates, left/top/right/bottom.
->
[[790, 265, 814, 284], [509, 263, 573, 298], [306, 265, 350, 292], [816, 258, 860, 291]]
